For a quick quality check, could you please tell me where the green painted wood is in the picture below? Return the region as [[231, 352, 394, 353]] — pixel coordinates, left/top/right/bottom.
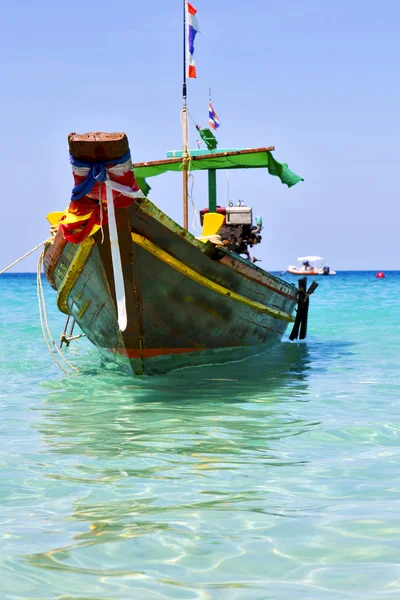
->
[[208, 169, 217, 212], [167, 148, 243, 157], [45, 198, 298, 375]]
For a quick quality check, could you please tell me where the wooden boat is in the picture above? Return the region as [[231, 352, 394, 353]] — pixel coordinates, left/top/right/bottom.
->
[[287, 256, 337, 276], [42, 133, 307, 375], [41, 3, 311, 375]]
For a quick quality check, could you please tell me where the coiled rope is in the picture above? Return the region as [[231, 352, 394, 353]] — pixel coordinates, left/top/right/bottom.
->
[[37, 250, 79, 374], [1, 237, 79, 374], [189, 173, 201, 230]]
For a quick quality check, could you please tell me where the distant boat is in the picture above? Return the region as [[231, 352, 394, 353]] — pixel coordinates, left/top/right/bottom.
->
[[287, 256, 336, 276]]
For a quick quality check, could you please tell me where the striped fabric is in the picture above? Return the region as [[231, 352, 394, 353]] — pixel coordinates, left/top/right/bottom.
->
[[187, 2, 199, 78], [209, 102, 220, 130]]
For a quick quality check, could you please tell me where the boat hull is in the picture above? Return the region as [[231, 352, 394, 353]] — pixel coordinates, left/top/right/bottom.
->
[[287, 267, 337, 276], [44, 198, 298, 375]]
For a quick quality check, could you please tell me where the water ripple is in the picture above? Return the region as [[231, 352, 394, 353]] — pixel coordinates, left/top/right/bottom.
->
[[1, 273, 400, 598]]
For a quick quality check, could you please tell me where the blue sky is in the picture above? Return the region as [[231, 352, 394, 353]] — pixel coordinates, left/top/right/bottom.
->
[[0, 0, 399, 271]]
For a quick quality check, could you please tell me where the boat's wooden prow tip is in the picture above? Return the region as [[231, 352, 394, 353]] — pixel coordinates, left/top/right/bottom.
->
[[68, 131, 129, 162]]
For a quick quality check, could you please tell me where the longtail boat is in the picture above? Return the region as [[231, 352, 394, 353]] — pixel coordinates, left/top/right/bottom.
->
[[43, 135, 309, 375], [42, 3, 312, 375]]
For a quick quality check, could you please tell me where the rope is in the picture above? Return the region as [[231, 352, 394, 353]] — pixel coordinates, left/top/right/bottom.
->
[[188, 173, 201, 230], [180, 108, 193, 162], [0, 236, 79, 373], [181, 108, 194, 231], [0, 238, 51, 275], [187, 109, 198, 128], [37, 250, 79, 374], [179, 108, 203, 231]]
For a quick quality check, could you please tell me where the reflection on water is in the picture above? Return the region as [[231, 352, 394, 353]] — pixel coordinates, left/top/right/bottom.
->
[[2, 338, 367, 600], [38, 342, 315, 455], [17, 343, 323, 596], [2, 273, 399, 599]]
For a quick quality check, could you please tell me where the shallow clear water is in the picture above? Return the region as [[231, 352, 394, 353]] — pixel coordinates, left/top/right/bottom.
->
[[0, 272, 399, 599]]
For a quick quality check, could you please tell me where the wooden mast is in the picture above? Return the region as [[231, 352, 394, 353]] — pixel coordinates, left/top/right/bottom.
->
[[182, 0, 189, 230]]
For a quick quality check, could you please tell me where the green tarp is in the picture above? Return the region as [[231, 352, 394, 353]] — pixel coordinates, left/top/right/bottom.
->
[[133, 150, 303, 188], [266, 152, 304, 188], [135, 177, 151, 196]]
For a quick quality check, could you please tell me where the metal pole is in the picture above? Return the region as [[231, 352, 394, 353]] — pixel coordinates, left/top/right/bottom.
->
[[208, 169, 217, 212], [183, 0, 187, 100], [182, 0, 189, 229]]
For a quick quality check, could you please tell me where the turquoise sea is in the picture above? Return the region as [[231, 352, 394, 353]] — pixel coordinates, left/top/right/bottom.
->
[[0, 271, 399, 599]]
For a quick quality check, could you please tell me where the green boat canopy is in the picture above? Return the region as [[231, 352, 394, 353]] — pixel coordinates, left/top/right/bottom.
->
[[133, 148, 303, 189]]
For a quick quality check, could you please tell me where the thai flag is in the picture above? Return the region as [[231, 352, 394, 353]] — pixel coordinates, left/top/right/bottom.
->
[[187, 2, 199, 79], [209, 102, 220, 130]]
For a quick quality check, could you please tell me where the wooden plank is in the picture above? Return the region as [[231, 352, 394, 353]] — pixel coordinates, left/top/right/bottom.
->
[[131, 232, 294, 323], [68, 132, 129, 162], [133, 146, 275, 169], [42, 230, 68, 289]]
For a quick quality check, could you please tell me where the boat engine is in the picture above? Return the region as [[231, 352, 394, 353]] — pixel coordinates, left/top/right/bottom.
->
[[323, 266, 330, 275], [200, 201, 263, 258]]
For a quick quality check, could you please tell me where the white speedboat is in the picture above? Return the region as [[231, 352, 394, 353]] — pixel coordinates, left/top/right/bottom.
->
[[287, 256, 336, 276]]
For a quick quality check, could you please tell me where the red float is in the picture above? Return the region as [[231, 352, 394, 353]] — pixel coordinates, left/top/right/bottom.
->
[[376, 272, 385, 278]]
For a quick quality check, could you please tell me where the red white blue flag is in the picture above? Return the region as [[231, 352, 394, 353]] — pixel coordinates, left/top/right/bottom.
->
[[186, 2, 199, 78], [209, 102, 220, 130]]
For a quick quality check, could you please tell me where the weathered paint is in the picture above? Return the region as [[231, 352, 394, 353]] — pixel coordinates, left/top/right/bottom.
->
[[137, 197, 295, 302], [43, 233, 68, 290], [131, 232, 294, 322], [112, 347, 204, 359], [208, 169, 217, 212], [77, 299, 91, 319], [56, 237, 95, 314], [43, 196, 298, 375]]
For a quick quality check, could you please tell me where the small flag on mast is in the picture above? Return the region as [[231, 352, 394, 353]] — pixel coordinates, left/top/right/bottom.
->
[[196, 124, 218, 151], [208, 102, 220, 130], [186, 2, 199, 78]]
